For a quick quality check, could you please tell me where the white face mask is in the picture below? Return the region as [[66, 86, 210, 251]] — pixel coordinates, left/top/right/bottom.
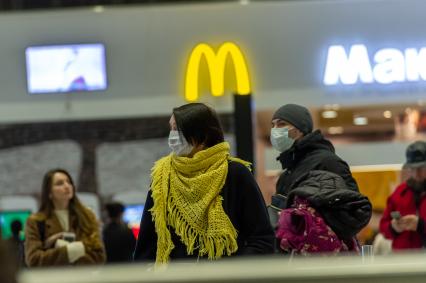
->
[[168, 130, 194, 156], [270, 127, 295, 153]]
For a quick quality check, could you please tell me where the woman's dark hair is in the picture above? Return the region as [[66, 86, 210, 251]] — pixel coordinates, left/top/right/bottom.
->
[[39, 168, 92, 234], [173, 103, 224, 148]]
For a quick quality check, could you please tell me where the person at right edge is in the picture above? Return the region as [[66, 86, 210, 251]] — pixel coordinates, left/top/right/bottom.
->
[[380, 141, 426, 250], [269, 104, 372, 252]]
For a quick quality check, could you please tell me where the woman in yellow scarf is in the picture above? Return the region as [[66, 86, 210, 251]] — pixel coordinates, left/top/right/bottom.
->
[[134, 103, 274, 264]]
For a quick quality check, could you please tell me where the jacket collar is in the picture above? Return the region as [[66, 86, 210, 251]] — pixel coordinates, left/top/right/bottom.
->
[[44, 211, 77, 234], [276, 130, 333, 170]]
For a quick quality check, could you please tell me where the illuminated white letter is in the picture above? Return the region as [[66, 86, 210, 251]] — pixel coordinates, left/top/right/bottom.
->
[[373, 48, 405, 84], [405, 48, 426, 81], [323, 45, 373, 85]]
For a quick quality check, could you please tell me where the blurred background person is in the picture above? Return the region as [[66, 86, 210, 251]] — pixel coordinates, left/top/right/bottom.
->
[[371, 159, 416, 255], [134, 103, 274, 264], [103, 202, 136, 263], [394, 108, 420, 141], [9, 220, 25, 267], [25, 168, 106, 267], [380, 141, 426, 250]]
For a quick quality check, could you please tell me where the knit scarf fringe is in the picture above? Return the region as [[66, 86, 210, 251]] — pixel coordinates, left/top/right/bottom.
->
[[150, 142, 249, 265], [167, 194, 238, 258]]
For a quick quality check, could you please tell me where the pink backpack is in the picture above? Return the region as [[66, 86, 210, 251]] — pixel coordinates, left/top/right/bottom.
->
[[275, 197, 347, 254]]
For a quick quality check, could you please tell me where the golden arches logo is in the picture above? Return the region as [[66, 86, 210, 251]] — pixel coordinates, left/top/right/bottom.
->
[[185, 42, 251, 102]]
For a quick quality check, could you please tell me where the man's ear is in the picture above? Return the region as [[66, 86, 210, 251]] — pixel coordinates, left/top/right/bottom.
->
[[291, 127, 304, 140]]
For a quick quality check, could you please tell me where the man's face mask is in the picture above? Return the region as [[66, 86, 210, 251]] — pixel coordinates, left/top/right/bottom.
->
[[168, 130, 193, 156], [270, 127, 295, 153]]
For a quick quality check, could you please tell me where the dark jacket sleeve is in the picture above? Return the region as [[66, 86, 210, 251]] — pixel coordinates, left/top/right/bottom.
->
[[227, 162, 275, 255], [321, 155, 359, 192], [288, 171, 372, 240], [133, 190, 157, 261]]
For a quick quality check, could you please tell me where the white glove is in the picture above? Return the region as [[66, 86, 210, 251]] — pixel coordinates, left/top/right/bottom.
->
[[66, 241, 86, 263], [55, 239, 69, 248]]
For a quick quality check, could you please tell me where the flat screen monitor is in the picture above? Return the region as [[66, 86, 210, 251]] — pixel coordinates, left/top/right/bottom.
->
[[123, 204, 144, 238], [25, 43, 107, 94], [0, 210, 32, 240]]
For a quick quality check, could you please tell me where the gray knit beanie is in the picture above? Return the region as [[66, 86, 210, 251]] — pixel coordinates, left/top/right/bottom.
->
[[272, 104, 313, 134]]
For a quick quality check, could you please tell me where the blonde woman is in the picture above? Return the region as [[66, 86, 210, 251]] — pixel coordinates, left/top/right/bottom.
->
[[25, 169, 106, 266], [134, 103, 274, 264]]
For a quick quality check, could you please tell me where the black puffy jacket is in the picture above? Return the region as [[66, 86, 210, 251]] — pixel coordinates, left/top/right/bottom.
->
[[287, 170, 372, 240], [276, 130, 359, 196]]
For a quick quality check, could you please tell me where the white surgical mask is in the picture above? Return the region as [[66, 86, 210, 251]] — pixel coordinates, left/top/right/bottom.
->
[[168, 130, 194, 156], [270, 127, 295, 152]]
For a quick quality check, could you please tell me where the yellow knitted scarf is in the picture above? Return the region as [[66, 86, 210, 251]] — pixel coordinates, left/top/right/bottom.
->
[[150, 142, 250, 264]]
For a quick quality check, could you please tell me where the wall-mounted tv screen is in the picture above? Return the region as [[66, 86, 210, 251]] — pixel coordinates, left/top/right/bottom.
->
[[25, 43, 107, 94], [123, 204, 144, 238], [0, 210, 32, 240]]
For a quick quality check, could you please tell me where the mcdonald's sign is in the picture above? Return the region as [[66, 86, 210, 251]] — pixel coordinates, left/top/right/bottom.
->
[[185, 42, 251, 102]]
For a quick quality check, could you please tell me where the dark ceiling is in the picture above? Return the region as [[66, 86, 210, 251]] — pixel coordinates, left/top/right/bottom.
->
[[0, 0, 236, 11], [0, 0, 317, 11]]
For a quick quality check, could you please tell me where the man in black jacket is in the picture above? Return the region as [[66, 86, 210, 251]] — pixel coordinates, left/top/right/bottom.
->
[[269, 104, 359, 216], [103, 202, 136, 263], [269, 104, 372, 249]]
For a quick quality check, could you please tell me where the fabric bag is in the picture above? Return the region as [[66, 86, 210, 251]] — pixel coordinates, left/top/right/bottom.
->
[[275, 197, 347, 254]]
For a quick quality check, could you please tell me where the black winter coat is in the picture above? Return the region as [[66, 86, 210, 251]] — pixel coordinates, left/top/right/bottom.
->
[[103, 222, 136, 263], [287, 170, 372, 240], [276, 130, 359, 196], [133, 161, 275, 262]]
